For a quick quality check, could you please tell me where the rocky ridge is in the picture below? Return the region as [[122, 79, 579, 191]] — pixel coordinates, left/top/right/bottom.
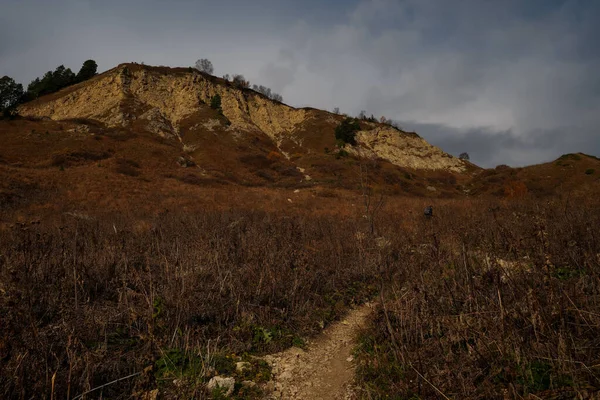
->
[[19, 63, 466, 172]]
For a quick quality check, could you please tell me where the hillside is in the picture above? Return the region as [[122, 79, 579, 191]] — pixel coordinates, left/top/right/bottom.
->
[[1, 63, 598, 223], [467, 153, 600, 197], [0, 63, 478, 222], [18, 63, 466, 173]]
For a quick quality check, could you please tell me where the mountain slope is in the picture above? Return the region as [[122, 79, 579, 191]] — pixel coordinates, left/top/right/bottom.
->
[[6, 63, 597, 221]]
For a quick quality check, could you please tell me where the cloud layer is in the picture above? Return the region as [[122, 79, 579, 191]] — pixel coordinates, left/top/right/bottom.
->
[[1, 0, 598, 167]]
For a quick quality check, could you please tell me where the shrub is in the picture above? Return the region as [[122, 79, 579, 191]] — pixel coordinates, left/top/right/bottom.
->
[[210, 94, 222, 110], [232, 74, 249, 88], [334, 118, 360, 146], [585, 168, 595, 175]]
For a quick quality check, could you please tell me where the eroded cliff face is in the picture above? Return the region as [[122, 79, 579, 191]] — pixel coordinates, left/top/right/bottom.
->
[[347, 127, 466, 173], [18, 64, 465, 172], [19, 65, 309, 138]]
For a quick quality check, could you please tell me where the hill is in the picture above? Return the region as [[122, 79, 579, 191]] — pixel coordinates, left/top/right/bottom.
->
[[467, 152, 600, 198], [1, 63, 476, 222], [1, 63, 598, 222]]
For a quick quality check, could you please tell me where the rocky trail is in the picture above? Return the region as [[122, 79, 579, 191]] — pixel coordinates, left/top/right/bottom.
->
[[263, 303, 374, 400]]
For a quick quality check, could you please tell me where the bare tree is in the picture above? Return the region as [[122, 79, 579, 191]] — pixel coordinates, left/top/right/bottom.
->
[[195, 59, 214, 74], [360, 162, 385, 235], [251, 84, 283, 102], [252, 84, 272, 98], [333, 107, 340, 114]]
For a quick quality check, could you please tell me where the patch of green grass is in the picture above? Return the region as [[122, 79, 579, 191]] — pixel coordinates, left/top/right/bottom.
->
[[516, 361, 574, 394], [212, 353, 236, 375], [292, 336, 306, 349], [354, 332, 405, 398], [553, 265, 582, 280], [154, 348, 205, 382], [236, 357, 272, 383]]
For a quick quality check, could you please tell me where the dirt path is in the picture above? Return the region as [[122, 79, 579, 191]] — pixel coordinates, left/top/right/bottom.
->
[[264, 303, 374, 400]]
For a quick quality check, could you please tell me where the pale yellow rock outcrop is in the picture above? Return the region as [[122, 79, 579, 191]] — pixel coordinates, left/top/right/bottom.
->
[[346, 126, 466, 172], [18, 64, 465, 172]]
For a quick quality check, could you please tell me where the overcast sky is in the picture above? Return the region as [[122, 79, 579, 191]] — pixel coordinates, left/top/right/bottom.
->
[[1, 0, 598, 167]]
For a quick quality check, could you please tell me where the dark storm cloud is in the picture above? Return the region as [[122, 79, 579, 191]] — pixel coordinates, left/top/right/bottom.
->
[[1, 0, 598, 167]]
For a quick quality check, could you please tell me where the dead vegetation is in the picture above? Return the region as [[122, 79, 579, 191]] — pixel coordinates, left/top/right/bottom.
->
[[0, 211, 378, 399], [355, 196, 600, 399]]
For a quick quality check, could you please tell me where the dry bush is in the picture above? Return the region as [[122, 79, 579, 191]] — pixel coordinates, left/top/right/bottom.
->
[[355, 197, 600, 399], [0, 211, 378, 399]]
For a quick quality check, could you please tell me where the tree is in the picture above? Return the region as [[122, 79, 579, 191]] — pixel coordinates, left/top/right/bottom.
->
[[335, 117, 361, 146], [0, 76, 24, 118], [27, 65, 76, 98], [358, 110, 367, 120], [459, 152, 470, 161], [75, 59, 98, 82], [252, 84, 271, 98], [232, 74, 249, 88], [251, 84, 283, 102], [195, 59, 214, 75], [333, 107, 340, 114], [210, 94, 221, 110], [222, 74, 230, 81], [52, 65, 75, 89]]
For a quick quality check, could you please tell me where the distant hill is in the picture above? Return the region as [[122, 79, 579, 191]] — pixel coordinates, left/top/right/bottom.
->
[[466, 153, 600, 197]]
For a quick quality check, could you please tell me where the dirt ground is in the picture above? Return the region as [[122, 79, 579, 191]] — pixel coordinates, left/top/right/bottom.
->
[[264, 303, 374, 400]]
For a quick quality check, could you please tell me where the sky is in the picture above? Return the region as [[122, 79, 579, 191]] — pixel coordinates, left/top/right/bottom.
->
[[1, 0, 598, 167]]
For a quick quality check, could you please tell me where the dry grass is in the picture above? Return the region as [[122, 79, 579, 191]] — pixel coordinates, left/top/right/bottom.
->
[[0, 211, 378, 399], [1, 188, 599, 399], [355, 196, 600, 399]]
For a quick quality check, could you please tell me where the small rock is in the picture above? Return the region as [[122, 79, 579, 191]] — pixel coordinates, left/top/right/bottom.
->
[[207, 376, 235, 397], [346, 356, 354, 362], [241, 380, 256, 388], [426, 185, 437, 192], [265, 381, 276, 392], [236, 361, 251, 373], [278, 371, 292, 380], [293, 189, 300, 193], [287, 198, 293, 203], [139, 389, 158, 400]]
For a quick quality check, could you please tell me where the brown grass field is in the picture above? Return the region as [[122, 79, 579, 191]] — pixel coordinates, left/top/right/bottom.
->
[[1, 191, 599, 399]]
